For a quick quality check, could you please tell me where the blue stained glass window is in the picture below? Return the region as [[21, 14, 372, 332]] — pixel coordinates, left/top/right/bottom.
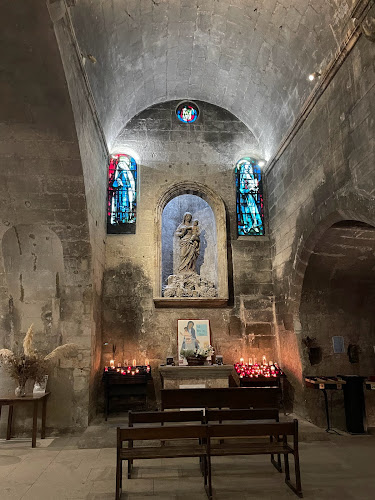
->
[[107, 154, 137, 234], [176, 101, 199, 123], [235, 157, 265, 236]]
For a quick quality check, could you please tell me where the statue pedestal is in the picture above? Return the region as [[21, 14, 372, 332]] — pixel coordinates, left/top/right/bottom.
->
[[159, 365, 234, 389]]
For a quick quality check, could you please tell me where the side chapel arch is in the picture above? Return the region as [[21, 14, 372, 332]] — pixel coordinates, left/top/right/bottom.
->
[[154, 181, 229, 301]]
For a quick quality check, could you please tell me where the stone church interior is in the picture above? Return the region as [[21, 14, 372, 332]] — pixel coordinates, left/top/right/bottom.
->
[[0, 0, 374, 499]]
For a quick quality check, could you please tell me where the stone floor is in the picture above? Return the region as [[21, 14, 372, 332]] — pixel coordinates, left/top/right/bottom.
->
[[1, 415, 375, 499]]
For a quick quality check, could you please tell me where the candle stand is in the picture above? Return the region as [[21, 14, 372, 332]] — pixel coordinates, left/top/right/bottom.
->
[[103, 365, 152, 420]]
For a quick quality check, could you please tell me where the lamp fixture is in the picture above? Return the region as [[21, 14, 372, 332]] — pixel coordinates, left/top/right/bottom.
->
[[308, 71, 321, 81], [258, 160, 266, 168]]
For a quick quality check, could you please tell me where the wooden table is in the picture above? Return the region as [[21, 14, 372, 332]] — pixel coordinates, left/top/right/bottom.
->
[[0, 392, 50, 447]]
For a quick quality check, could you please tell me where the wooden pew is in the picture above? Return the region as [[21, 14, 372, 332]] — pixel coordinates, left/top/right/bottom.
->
[[116, 424, 209, 500], [127, 410, 205, 478], [205, 408, 282, 472], [206, 419, 302, 499], [161, 387, 281, 410]]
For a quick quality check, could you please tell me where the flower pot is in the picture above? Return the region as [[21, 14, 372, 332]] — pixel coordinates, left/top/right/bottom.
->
[[186, 356, 206, 366]]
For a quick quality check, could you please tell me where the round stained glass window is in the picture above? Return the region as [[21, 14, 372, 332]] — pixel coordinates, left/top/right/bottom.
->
[[176, 101, 199, 123]]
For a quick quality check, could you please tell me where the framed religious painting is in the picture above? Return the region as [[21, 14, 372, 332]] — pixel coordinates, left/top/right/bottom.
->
[[177, 319, 211, 366]]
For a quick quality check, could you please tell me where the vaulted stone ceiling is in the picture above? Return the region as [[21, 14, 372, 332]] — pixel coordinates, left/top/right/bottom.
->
[[70, 0, 352, 156]]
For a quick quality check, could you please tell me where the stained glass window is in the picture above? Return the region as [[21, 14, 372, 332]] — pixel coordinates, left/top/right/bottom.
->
[[176, 101, 199, 123], [107, 154, 137, 234], [235, 157, 265, 236]]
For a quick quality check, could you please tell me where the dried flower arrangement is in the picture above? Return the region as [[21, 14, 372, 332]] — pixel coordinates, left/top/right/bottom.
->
[[0, 324, 79, 396]]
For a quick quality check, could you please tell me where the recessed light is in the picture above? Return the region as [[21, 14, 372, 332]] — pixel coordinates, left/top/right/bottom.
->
[[308, 71, 321, 81], [258, 160, 266, 167]]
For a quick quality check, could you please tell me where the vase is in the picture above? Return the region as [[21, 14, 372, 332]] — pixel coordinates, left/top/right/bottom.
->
[[15, 383, 26, 397], [186, 356, 206, 366]]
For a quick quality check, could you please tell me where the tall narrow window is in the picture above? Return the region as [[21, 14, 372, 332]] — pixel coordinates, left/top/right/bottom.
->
[[107, 154, 137, 234], [235, 157, 265, 236]]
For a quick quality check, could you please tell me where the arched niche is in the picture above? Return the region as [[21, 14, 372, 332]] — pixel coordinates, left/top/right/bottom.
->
[[162, 194, 217, 288], [154, 182, 228, 307], [299, 220, 375, 429], [1, 224, 64, 350]]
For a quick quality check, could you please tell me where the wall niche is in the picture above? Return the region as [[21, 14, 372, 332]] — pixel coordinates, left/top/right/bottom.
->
[[154, 182, 228, 306], [162, 194, 218, 292]]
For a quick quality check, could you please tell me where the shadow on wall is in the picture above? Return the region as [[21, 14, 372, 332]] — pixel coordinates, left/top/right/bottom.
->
[[102, 261, 154, 363]]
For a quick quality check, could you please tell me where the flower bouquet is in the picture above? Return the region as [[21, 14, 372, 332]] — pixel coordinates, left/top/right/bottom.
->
[[180, 345, 214, 366], [0, 325, 78, 397]]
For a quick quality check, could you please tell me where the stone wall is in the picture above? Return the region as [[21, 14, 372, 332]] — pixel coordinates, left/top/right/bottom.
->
[[103, 101, 276, 395], [266, 34, 375, 415], [0, 0, 99, 432], [52, 3, 108, 423]]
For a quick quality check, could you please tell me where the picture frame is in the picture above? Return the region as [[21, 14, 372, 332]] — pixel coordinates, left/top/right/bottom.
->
[[177, 319, 211, 366]]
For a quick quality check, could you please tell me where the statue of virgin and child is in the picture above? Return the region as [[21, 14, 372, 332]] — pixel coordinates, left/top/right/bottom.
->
[[162, 211, 217, 298], [175, 212, 200, 274]]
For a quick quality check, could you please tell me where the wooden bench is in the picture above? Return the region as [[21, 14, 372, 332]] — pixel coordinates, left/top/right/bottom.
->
[[161, 387, 280, 410], [206, 420, 302, 498], [127, 410, 205, 478], [205, 408, 282, 472], [116, 424, 209, 500]]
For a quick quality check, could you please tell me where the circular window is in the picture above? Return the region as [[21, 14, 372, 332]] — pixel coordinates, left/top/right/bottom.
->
[[176, 101, 199, 123]]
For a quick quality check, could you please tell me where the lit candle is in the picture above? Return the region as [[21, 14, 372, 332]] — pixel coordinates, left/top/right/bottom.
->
[[104, 367, 108, 372], [135, 368, 139, 373], [116, 368, 120, 372], [118, 363, 121, 368], [145, 358, 149, 366], [110, 359, 115, 368], [240, 357, 244, 365], [131, 370, 135, 376], [132, 359, 136, 367], [262, 355, 267, 365], [248, 357, 252, 366]]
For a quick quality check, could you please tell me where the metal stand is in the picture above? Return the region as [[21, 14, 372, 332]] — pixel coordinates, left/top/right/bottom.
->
[[322, 389, 340, 435]]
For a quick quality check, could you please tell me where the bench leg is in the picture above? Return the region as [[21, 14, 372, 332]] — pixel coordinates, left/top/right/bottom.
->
[[283, 452, 303, 498], [205, 455, 212, 500], [285, 451, 303, 498], [116, 457, 122, 500], [284, 453, 290, 481], [270, 436, 282, 473]]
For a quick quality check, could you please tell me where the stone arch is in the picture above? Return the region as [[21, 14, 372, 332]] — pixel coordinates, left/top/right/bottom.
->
[[288, 191, 375, 316], [297, 218, 375, 428], [154, 181, 228, 299]]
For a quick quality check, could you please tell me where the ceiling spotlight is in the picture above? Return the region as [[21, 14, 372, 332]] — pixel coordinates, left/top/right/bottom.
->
[[308, 71, 321, 81], [87, 54, 97, 64], [258, 160, 266, 168]]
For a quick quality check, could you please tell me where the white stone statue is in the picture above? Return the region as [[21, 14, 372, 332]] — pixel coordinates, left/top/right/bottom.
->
[[175, 212, 200, 273]]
